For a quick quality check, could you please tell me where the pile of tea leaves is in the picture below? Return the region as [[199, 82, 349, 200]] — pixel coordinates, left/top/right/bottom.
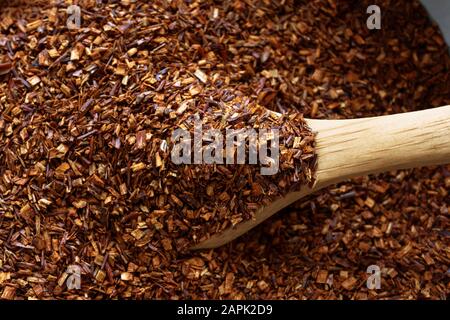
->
[[0, 0, 449, 299]]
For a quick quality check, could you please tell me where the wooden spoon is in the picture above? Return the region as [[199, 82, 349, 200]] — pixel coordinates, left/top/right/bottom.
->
[[192, 105, 450, 249]]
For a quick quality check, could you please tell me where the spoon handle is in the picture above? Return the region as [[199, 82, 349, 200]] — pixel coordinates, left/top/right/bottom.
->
[[308, 105, 450, 188]]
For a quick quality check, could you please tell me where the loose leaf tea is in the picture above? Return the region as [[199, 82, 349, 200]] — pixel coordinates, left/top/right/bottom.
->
[[0, 0, 318, 252], [0, 0, 449, 299]]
